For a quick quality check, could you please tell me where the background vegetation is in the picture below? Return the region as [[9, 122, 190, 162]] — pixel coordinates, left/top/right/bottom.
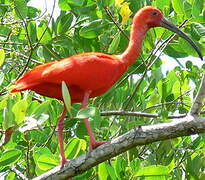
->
[[0, 0, 205, 179]]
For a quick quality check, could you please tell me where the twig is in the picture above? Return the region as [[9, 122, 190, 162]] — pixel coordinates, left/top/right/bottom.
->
[[190, 74, 205, 114], [9, 165, 29, 180], [16, 0, 56, 79], [104, 7, 129, 40], [33, 0, 56, 50], [121, 20, 188, 109], [100, 110, 186, 119], [1, 47, 43, 64], [143, 90, 191, 112], [0, 1, 48, 26]]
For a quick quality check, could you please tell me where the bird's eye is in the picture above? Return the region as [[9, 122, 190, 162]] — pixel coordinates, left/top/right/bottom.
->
[[151, 11, 158, 15]]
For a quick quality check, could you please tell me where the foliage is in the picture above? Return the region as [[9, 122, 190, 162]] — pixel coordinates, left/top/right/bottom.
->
[[0, 0, 205, 179]]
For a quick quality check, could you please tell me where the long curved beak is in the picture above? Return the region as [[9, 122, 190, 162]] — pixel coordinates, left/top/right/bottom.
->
[[160, 17, 203, 61]]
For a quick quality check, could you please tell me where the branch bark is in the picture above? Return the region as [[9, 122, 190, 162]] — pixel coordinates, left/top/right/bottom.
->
[[33, 115, 205, 180]]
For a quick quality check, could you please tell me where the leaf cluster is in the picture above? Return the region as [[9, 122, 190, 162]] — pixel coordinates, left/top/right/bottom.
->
[[0, 0, 205, 179]]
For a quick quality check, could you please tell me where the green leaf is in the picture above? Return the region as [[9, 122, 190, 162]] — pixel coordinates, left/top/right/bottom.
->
[[192, 23, 205, 37], [65, 138, 86, 159], [98, 162, 108, 180], [154, 0, 170, 11], [191, 0, 204, 18], [106, 163, 117, 180], [91, 107, 102, 129], [97, 0, 114, 7], [31, 100, 50, 119], [6, 172, 15, 180], [172, 0, 184, 15], [14, 0, 28, 19], [135, 165, 169, 178], [79, 19, 107, 39], [27, 6, 40, 19], [52, 36, 73, 46], [0, 25, 10, 37], [157, 79, 167, 102], [0, 49, 5, 67], [68, 0, 84, 6], [76, 107, 96, 119], [37, 154, 59, 171], [28, 21, 37, 43], [37, 21, 52, 44], [33, 147, 54, 163], [61, 81, 72, 116], [108, 33, 121, 54], [76, 121, 88, 138], [0, 149, 22, 167], [12, 99, 28, 125], [58, 0, 71, 10], [57, 13, 74, 35], [113, 157, 123, 179], [3, 97, 15, 130]]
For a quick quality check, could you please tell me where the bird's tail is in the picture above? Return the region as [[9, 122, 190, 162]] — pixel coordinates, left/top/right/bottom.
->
[[10, 83, 28, 93]]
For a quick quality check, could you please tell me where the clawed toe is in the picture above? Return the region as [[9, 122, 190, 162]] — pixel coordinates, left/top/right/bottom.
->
[[90, 140, 110, 150]]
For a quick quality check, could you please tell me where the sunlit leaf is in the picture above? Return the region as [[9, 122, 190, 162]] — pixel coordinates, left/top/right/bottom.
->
[[76, 107, 96, 119], [37, 155, 59, 171], [172, 0, 184, 15], [0, 49, 5, 67], [37, 21, 52, 44], [64, 138, 85, 159], [135, 165, 169, 177], [58, 0, 71, 10], [98, 162, 108, 180], [0, 149, 22, 167], [108, 33, 121, 53], [191, 0, 204, 18], [61, 81, 72, 116], [12, 99, 28, 125]]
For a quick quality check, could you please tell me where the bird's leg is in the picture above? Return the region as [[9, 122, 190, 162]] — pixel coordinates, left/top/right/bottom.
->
[[81, 90, 110, 150], [57, 105, 68, 168]]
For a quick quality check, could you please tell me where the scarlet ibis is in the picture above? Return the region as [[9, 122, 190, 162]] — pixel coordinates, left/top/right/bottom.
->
[[11, 6, 203, 167]]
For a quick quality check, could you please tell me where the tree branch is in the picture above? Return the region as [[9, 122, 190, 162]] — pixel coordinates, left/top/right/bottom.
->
[[33, 115, 205, 180]]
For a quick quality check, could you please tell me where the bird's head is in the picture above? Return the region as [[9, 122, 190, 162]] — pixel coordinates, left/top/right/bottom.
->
[[137, 6, 163, 28], [136, 6, 203, 61]]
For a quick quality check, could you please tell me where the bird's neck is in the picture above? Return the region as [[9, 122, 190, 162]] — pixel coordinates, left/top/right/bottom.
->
[[120, 17, 148, 67]]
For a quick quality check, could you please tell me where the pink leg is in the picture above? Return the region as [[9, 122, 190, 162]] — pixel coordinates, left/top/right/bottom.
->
[[57, 106, 68, 168], [81, 90, 110, 150]]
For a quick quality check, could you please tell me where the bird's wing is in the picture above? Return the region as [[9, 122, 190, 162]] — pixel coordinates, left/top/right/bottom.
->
[[11, 61, 58, 92], [41, 52, 123, 86]]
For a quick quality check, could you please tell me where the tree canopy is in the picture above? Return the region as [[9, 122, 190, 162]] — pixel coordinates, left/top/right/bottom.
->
[[0, 0, 205, 179]]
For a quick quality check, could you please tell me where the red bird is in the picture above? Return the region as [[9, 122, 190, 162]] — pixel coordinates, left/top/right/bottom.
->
[[11, 6, 203, 167]]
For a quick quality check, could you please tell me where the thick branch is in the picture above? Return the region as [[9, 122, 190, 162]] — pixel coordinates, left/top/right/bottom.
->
[[33, 115, 205, 180], [190, 74, 205, 114]]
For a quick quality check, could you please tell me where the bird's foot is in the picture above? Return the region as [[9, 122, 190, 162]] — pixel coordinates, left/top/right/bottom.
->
[[90, 140, 110, 151], [60, 157, 69, 169]]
